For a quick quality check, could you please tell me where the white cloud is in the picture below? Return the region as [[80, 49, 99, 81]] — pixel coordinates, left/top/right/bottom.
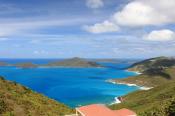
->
[[83, 20, 119, 33], [144, 29, 175, 41], [113, 0, 175, 26], [113, 2, 164, 26], [86, 0, 104, 9], [0, 16, 98, 36], [85, 0, 175, 33]]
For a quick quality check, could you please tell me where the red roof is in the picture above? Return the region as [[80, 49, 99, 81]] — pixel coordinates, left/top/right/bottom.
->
[[76, 104, 136, 116]]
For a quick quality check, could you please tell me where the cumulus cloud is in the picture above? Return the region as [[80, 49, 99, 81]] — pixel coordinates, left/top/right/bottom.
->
[[83, 20, 119, 33], [113, 2, 164, 26], [144, 29, 175, 41], [113, 0, 175, 26], [85, 0, 175, 33], [86, 0, 104, 9]]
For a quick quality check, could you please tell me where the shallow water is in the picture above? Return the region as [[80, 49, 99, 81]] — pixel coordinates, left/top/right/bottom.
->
[[0, 59, 139, 108]]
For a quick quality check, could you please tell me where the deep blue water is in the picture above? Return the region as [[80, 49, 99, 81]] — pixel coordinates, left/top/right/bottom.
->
[[0, 59, 139, 108]]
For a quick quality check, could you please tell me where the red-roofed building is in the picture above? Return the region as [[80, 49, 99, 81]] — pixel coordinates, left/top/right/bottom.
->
[[75, 104, 136, 116]]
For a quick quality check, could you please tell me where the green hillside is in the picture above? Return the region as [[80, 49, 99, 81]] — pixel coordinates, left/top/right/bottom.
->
[[128, 56, 175, 73], [0, 76, 74, 116], [110, 57, 175, 116], [110, 81, 175, 116], [114, 57, 175, 87], [114, 67, 175, 87]]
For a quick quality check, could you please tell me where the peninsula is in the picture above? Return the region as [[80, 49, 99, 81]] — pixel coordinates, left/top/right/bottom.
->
[[110, 57, 175, 115], [113, 57, 175, 87]]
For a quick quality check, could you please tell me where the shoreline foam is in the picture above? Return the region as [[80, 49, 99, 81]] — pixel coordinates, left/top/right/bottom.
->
[[106, 79, 153, 90], [125, 70, 142, 75]]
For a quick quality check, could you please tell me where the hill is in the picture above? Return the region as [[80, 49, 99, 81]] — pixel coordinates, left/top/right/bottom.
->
[[128, 56, 175, 73], [0, 62, 8, 66], [110, 56, 175, 115], [113, 57, 175, 87], [14, 62, 38, 68], [44, 57, 102, 68], [114, 67, 175, 87], [0, 76, 74, 116], [109, 81, 175, 116]]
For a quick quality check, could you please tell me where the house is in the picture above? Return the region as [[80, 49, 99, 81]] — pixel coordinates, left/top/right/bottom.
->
[[75, 104, 136, 116]]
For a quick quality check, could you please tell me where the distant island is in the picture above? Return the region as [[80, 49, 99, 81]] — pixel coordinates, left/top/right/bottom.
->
[[43, 57, 103, 68], [0, 57, 104, 68], [14, 62, 38, 68], [0, 57, 103, 68], [0, 62, 8, 66]]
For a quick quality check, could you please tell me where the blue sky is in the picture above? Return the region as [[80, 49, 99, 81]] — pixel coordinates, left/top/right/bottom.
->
[[0, 0, 175, 58]]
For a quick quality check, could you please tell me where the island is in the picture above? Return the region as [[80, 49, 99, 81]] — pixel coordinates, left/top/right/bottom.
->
[[109, 56, 175, 115], [0, 76, 74, 115], [0, 62, 8, 66], [43, 57, 103, 68], [0, 57, 103, 68], [14, 62, 38, 68]]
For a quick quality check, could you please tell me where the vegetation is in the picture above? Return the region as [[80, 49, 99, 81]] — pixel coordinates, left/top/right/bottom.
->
[[109, 81, 175, 116], [43, 57, 102, 67], [114, 67, 175, 87], [114, 57, 175, 87], [0, 76, 74, 116], [110, 57, 175, 115], [0, 62, 8, 66], [128, 56, 175, 73], [0, 57, 103, 68], [15, 62, 38, 68]]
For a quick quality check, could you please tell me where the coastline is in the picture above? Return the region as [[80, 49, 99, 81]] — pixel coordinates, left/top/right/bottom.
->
[[106, 79, 153, 90], [106, 69, 153, 92], [125, 69, 142, 75]]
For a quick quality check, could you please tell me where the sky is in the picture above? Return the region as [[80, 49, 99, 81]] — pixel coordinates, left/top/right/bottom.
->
[[0, 0, 175, 59]]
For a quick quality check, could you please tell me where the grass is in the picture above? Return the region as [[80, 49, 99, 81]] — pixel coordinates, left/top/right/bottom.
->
[[110, 57, 175, 115], [0, 76, 75, 116], [114, 67, 175, 87], [109, 81, 175, 116]]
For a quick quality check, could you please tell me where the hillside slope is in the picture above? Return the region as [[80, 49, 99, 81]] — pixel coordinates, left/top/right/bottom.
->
[[0, 76, 74, 116], [115, 67, 175, 87], [114, 57, 175, 87], [110, 81, 175, 116], [128, 56, 175, 73]]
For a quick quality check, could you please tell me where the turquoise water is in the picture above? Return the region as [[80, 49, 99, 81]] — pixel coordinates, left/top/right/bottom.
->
[[0, 59, 139, 108]]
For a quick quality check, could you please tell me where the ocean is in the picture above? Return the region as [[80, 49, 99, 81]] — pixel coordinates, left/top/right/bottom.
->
[[0, 59, 139, 108]]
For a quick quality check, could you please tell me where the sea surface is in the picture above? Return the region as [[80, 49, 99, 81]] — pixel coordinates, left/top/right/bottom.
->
[[0, 59, 140, 108]]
